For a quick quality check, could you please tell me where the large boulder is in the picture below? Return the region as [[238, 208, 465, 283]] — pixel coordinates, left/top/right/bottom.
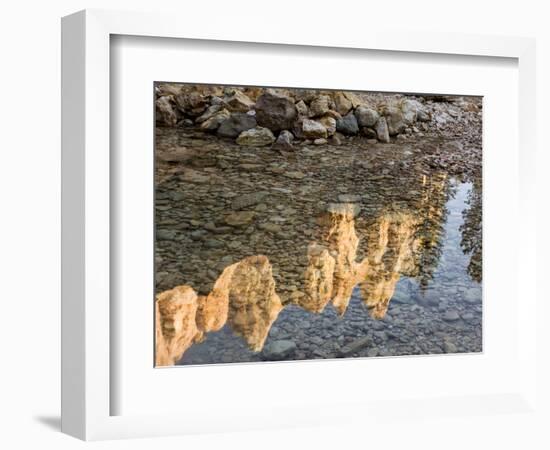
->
[[354, 105, 380, 128], [375, 117, 390, 143], [224, 90, 255, 112], [302, 119, 328, 139], [217, 112, 257, 138], [336, 112, 359, 135], [155, 96, 178, 126], [255, 91, 297, 132], [174, 91, 208, 116], [333, 91, 353, 115], [380, 99, 420, 135], [236, 127, 275, 146], [309, 95, 331, 117]]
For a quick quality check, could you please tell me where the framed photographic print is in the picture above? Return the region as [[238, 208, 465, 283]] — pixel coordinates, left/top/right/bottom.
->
[[62, 9, 539, 441]]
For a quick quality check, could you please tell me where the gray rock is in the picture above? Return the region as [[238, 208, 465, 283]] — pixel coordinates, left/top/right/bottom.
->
[[224, 211, 256, 227], [339, 336, 371, 356], [255, 91, 297, 132], [262, 340, 297, 360], [156, 229, 177, 241], [443, 341, 458, 353], [275, 130, 294, 148], [442, 309, 461, 322], [354, 106, 380, 128], [217, 112, 257, 138], [231, 191, 268, 210], [313, 138, 328, 145], [336, 112, 359, 135], [337, 194, 361, 202], [236, 127, 275, 146], [375, 117, 390, 143]]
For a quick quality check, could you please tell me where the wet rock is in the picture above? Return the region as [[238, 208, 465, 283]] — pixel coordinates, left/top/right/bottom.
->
[[224, 211, 256, 227], [255, 91, 297, 132], [223, 90, 255, 112], [443, 341, 458, 353], [339, 336, 371, 356], [354, 106, 380, 128], [362, 127, 377, 139], [199, 109, 231, 131], [375, 117, 390, 143], [262, 340, 297, 360], [329, 132, 344, 145], [336, 112, 359, 135], [231, 191, 268, 210], [314, 138, 328, 145], [217, 112, 257, 138], [155, 96, 178, 126], [275, 130, 294, 148], [283, 171, 306, 180], [302, 119, 328, 139], [338, 194, 361, 202], [157, 229, 177, 241], [236, 127, 275, 146], [442, 309, 460, 321], [309, 95, 331, 117]]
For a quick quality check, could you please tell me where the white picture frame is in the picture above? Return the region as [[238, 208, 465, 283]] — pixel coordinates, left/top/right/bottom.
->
[[61, 9, 538, 441]]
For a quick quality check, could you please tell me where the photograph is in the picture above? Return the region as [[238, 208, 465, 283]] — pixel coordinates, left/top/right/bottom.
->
[[154, 83, 482, 367]]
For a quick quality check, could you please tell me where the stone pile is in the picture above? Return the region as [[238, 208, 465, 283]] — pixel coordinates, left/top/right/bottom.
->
[[155, 84, 435, 147]]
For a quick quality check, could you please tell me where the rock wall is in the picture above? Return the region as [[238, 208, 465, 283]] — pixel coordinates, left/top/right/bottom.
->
[[155, 84, 439, 147]]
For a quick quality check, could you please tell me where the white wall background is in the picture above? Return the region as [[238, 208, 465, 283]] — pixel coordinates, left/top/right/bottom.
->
[[0, 1, 548, 449]]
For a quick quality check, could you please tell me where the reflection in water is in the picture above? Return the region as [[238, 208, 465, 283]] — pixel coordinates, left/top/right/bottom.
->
[[155, 171, 482, 366]]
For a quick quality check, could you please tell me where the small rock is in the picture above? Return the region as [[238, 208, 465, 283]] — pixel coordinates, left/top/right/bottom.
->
[[236, 127, 275, 146], [283, 171, 306, 180], [375, 117, 390, 143], [275, 130, 294, 148], [442, 309, 460, 322], [262, 340, 297, 360], [313, 138, 328, 145], [339, 336, 371, 356], [224, 211, 256, 227], [231, 191, 268, 210]]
